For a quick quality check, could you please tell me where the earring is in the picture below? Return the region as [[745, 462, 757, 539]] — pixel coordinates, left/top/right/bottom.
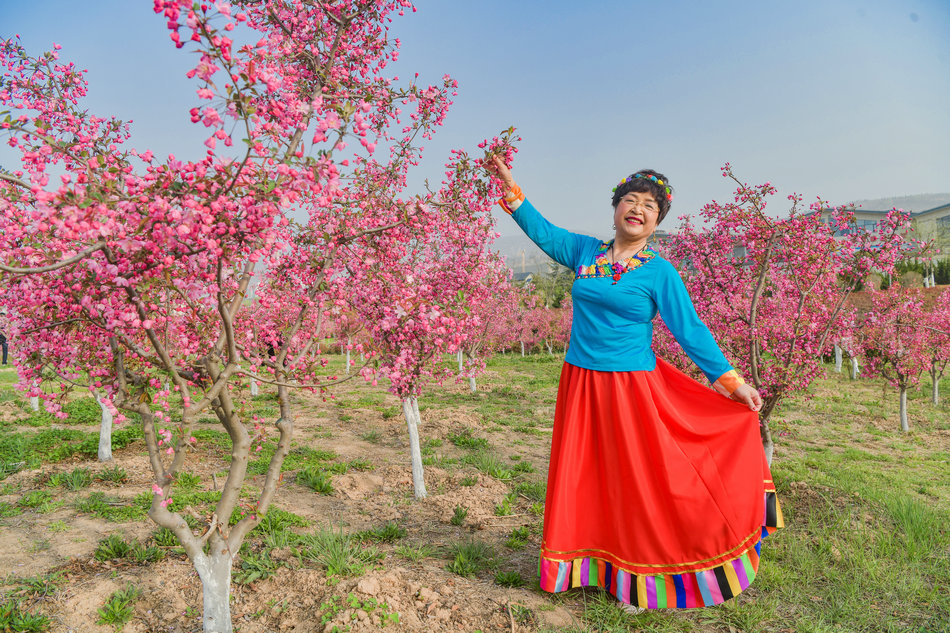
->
[[612, 224, 616, 230]]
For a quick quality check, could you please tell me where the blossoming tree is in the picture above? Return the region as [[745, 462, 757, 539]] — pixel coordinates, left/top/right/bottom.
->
[[457, 263, 517, 393], [350, 138, 515, 499], [858, 287, 929, 431], [659, 165, 916, 462], [924, 288, 950, 405], [0, 2, 507, 630]]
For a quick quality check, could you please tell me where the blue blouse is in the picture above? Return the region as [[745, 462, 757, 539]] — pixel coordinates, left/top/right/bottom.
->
[[511, 199, 734, 383]]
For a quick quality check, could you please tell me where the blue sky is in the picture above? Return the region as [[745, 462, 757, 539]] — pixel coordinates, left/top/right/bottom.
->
[[4, 0, 949, 237]]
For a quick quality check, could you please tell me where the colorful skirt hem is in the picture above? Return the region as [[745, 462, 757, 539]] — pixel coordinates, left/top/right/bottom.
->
[[539, 491, 784, 609]]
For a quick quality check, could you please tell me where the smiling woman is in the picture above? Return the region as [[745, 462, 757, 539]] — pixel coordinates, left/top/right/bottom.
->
[[485, 155, 782, 613]]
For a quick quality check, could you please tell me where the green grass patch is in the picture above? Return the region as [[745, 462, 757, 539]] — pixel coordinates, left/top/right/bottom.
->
[[356, 521, 406, 543], [97, 584, 141, 630], [75, 492, 148, 522], [446, 539, 497, 577], [295, 526, 382, 577], [447, 428, 489, 450], [0, 597, 50, 632], [296, 467, 334, 494]]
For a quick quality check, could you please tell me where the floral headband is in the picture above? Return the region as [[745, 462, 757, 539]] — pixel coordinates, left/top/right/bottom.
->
[[613, 173, 673, 201]]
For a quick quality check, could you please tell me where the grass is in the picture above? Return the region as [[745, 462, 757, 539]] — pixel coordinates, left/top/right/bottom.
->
[[0, 598, 50, 633], [447, 428, 489, 450], [514, 479, 546, 502], [296, 466, 334, 494], [462, 451, 514, 481], [0, 425, 142, 477], [394, 543, 436, 562], [234, 550, 282, 585], [360, 429, 382, 443], [47, 467, 94, 490], [97, 584, 141, 630], [449, 504, 468, 526], [295, 526, 382, 577], [356, 521, 406, 543], [494, 570, 525, 587], [11, 572, 64, 599], [94, 533, 165, 564], [446, 539, 497, 578], [1, 357, 949, 631], [75, 492, 148, 522], [96, 466, 129, 484], [505, 526, 531, 550]]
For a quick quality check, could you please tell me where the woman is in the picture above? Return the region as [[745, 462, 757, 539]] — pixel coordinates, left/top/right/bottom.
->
[[488, 156, 783, 611]]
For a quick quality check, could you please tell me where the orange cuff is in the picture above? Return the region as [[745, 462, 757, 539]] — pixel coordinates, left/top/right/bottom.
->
[[497, 183, 524, 215], [712, 370, 745, 397]]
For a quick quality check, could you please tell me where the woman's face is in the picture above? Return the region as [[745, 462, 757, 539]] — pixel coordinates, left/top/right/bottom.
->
[[613, 190, 659, 243]]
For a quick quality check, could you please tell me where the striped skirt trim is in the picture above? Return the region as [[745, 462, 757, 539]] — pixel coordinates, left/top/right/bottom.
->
[[539, 491, 783, 609]]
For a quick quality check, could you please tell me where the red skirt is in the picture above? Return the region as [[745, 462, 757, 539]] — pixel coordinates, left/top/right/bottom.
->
[[539, 358, 783, 609]]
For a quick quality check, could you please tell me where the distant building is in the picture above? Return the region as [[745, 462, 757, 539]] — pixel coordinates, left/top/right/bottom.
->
[[817, 202, 950, 241]]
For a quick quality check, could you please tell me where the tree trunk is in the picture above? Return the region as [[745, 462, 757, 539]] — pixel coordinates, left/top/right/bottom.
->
[[931, 362, 940, 406], [520, 341, 524, 357], [96, 393, 113, 462], [469, 376, 476, 393], [345, 336, 352, 375], [834, 344, 842, 372], [402, 396, 427, 499], [850, 356, 859, 380], [29, 381, 40, 411], [194, 549, 234, 633], [458, 350, 463, 373], [759, 420, 774, 466], [899, 386, 909, 432], [411, 397, 421, 431], [546, 343, 553, 355], [250, 380, 259, 397]]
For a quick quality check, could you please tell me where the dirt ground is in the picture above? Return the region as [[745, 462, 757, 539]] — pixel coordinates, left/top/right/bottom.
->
[[0, 361, 805, 633], [0, 367, 586, 633]]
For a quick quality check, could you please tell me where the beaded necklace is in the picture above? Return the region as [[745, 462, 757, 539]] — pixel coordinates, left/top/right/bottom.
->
[[575, 241, 657, 284]]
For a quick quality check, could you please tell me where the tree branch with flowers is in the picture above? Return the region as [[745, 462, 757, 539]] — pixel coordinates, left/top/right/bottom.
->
[[658, 164, 920, 462]]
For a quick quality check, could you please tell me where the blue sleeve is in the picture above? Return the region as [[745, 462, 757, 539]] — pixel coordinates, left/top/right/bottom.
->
[[510, 199, 591, 270], [652, 260, 734, 383]]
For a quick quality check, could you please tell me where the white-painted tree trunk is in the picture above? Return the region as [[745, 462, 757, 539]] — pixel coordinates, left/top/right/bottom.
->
[[195, 551, 234, 633], [546, 343, 553, 355], [850, 356, 859, 380], [834, 344, 842, 372], [250, 380, 259, 396], [412, 397, 421, 431], [96, 393, 113, 462], [931, 362, 940, 406], [30, 395, 39, 411], [469, 376, 477, 393], [402, 396, 427, 499], [345, 336, 352, 375], [899, 386, 909, 432], [520, 341, 525, 357], [457, 350, 463, 373]]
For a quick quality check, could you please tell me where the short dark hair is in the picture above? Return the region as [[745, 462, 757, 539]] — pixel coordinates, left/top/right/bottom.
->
[[611, 169, 673, 225]]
